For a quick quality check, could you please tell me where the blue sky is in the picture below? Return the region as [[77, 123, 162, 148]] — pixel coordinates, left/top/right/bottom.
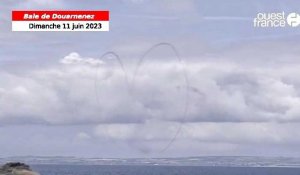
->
[[1, 0, 300, 62], [1, 0, 300, 158]]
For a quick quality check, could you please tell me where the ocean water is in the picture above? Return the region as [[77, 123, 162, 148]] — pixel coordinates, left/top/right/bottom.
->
[[32, 165, 300, 175]]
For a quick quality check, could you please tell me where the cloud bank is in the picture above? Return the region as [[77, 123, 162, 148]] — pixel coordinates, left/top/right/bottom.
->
[[1, 48, 300, 156], [1, 52, 300, 125]]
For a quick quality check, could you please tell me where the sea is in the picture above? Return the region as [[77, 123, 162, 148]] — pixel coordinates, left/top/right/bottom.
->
[[32, 165, 300, 175]]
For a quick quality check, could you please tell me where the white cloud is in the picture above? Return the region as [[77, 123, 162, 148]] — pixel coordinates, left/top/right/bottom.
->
[[94, 120, 181, 141], [61, 52, 104, 66], [1, 52, 300, 125], [93, 121, 300, 155], [94, 122, 300, 144]]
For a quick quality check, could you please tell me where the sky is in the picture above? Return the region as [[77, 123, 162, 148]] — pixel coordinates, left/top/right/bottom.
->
[[1, 0, 300, 158]]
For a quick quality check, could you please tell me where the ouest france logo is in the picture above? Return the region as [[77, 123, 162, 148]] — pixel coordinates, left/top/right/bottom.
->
[[254, 12, 300, 28]]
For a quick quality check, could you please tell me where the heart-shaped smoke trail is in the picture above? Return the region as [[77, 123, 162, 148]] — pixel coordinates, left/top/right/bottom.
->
[[94, 42, 190, 153]]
